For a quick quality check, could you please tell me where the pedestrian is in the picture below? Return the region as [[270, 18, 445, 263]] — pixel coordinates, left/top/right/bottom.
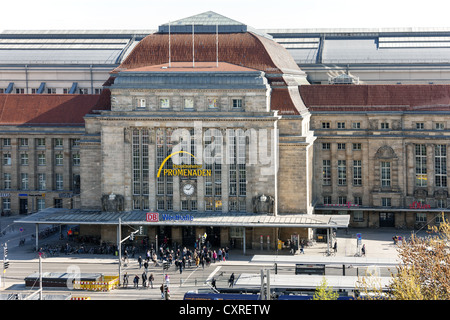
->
[[228, 273, 235, 287], [160, 284, 164, 299], [300, 243, 305, 254], [133, 274, 139, 288], [123, 272, 129, 287], [225, 247, 229, 260], [149, 273, 154, 289], [333, 241, 337, 253], [142, 272, 147, 288], [211, 277, 216, 289], [138, 256, 142, 269], [218, 248, 222, 261], [179, 261, 183, 274], [362, 244, 366, 256], [143, 260, 148, 273], [213, 250, 217, 263]]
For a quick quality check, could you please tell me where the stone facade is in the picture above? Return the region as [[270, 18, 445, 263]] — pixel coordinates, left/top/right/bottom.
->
[[311, 111, 450, 229]]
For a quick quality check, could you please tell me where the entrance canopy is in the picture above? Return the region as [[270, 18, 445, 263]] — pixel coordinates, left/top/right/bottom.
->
[[15, 208, 350, 229]]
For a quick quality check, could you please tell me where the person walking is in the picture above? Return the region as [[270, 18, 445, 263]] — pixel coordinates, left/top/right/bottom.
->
[[228, 273, 235, 288], [149, 273, 154, 289], [141, 272, 147, 288], [160, 284, 164, 299], [211, 277, 217, 289], [133, 274, 139, 288], [138, 256, 142, 269], [362, 244, 366, 256], [123, 272, 129, 288], [333, 241, 337, 253]]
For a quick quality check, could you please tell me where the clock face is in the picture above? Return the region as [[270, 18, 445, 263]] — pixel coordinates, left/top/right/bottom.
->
[[183, 183, 195, 196]]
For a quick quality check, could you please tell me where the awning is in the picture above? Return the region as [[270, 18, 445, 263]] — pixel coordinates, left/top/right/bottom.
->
[[15, 208, 350, 229]]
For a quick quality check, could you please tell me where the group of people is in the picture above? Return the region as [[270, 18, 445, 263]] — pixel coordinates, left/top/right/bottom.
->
[[122, 272, 155, 289]]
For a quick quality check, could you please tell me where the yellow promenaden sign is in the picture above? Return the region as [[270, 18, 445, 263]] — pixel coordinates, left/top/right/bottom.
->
[[156, 151, 211, 178]]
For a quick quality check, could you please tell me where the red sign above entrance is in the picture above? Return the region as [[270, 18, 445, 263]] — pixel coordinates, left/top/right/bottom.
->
[[146, 212, 159, 222]]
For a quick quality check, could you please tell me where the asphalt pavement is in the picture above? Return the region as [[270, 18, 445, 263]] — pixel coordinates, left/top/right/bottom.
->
[[0, 214, 428, 299]]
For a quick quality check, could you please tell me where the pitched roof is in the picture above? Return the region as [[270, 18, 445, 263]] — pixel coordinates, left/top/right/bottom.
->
[[0, 92, 110, 126], [299, 84, 450, 111]]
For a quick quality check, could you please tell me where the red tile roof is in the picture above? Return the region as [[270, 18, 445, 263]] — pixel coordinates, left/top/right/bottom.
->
[[299, 85, 450, 111], [114, 32, 302, 76], [0, 92, 110, 126]]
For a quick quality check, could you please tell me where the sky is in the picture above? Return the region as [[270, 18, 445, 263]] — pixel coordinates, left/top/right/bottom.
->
[[1, 0, 450, 31]]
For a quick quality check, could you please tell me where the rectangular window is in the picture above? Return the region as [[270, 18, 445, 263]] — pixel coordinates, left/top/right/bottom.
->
[[55, 173, 63, 191], [353, 160, 362, 186], [232, 98, 243, 109], [381, 161, 391, 187], [322, 143, 330, 150], [3, 173, 11, 189], [337, 122, 345, 129], [20, 153, 28, 166], [338, 160, 347, 185], [19, 138, 28, 147], [54, 138, 63, 147], [435, 122, 445, 130], [322, 122, 330, 129], [322, 160, 331, 185], [36, 138, 46, 147], [337, 143, 346, 150], [3, 153, 11, 166], [354, 196, 362, 206], [416, 212, 427, 223], [382, 198, 391, 207], [352, 122, 361, 129], [353, 211, 364, 222], [338, 196, 347, 205], [191, 200, 197, 211], [72, 152, 80, 166], [435, 144, 447, 187], [381, 122, 389, 129], [157, 200, 165, 211], [323, 196, 332, 205], [352, 143, 362, 150], [21, 173, 29, 190], [37, 199, 46, 211], [181, 200, 189, 211], [2, 198, 10, 211], [55, 154, 63, 166], [416, 122, 424, 130], [38, 154, 46, 166], [3, 138, 10, 146], [38, 173, 46, 191], [415, 144, 427, 186]]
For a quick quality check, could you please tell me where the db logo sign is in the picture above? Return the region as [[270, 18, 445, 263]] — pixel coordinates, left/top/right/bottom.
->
[[146, 212, 159, 222]]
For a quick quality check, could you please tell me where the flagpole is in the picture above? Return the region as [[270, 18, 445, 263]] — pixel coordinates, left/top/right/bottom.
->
[[192, 23, 195, 68], [216, 23, 219, 68], [168, 21, 171, 68]]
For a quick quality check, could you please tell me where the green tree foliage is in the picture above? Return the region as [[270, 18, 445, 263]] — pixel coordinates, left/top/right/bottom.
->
[[313, 277, 339, 300]]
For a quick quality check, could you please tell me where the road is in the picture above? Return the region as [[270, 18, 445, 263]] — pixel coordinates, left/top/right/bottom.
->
[[0, 215, 403, 300]]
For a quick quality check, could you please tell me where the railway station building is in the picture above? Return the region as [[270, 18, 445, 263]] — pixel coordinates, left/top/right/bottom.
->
[[5, 11, 450, 250]]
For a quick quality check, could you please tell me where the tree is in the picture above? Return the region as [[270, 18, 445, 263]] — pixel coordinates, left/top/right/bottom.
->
[[312, 277, 339, 300], [389, 214, 450, 300]]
